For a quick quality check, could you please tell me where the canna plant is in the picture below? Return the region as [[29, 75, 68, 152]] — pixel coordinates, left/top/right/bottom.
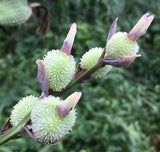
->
[[0, 13, 154, 145]]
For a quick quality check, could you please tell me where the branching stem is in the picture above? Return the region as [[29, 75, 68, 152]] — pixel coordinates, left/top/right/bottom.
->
[[0, 113, 30, 145], [56, 62, 103, 96]]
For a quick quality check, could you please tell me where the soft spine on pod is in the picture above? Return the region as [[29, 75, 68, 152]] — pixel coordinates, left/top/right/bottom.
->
[[31, 96, 76, 144], [0, 0, 32, 25], [106, 32, 139, 58], [10, 95, 39, 126], [80, 47, 112, 78], [43, 50, 76, 92]]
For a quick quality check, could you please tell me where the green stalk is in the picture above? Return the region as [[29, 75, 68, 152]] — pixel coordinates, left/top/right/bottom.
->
[[56, 62, 103, 96], [0, 112, 31, 145]]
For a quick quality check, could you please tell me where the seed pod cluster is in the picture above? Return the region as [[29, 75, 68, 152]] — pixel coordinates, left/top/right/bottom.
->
[[8, 13, 154, 145]]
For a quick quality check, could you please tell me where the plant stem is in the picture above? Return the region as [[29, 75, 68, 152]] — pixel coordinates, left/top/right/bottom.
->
[[56, 62, 103, 96], [0, 113, 31, 145]]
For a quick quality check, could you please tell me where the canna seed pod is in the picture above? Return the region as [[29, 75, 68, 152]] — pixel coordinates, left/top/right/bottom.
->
[[31, 95, 77, 144], [0, 0, 32, 26], [43, 50, 76, 92], [42, 23, 77, 92], [106, 32, 139, 58], [80, 47, 112, 78], [10, 95, 39, 126]]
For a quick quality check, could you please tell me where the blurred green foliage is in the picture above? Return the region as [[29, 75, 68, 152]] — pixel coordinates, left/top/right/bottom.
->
[[0, 0, 160, 151]]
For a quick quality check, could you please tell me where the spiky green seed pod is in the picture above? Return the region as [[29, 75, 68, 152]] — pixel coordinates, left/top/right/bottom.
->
[[0, 0, 32, 26], [106, 32, 139, 58], [80, 47, 112, 78], [10, 95, 39, 126], [31, 96, 76, 144], [43, 50, 76, 92]]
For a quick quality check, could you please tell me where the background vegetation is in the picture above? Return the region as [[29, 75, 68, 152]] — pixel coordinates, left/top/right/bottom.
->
[[0, 0, 160, 151]]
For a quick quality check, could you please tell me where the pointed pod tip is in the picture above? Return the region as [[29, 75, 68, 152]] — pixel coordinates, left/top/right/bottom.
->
[[149, 14, 154, 22], [134, 54, 141, 57], [61, 23, 77, 55], [70, 23, 77, 33], [101, 54, 141, 67], [128, 13, 154, 41], [36, 59, 42, 65], [144, 12, 150, 16], [120, 54, 141, 60], [72, 91, 82, 99], [72, 23, 77, 28], [36, 59, 46, 71], [107, 18, 118, 40], [144, 13, 154, 25], [36, 59, 49, 97], [57, 92, 82, 117], [71, 92, 82, 105], [64, 91, 82, 109]]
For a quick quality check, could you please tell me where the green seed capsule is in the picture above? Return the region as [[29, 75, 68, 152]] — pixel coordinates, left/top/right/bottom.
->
[[80, 47, 112, 78], [106, 32, 139, 58], [0, 0, 32, 26], [43, 50, 76, 92], [10, 95, 39, 126], [31, 96, 76, 144]]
